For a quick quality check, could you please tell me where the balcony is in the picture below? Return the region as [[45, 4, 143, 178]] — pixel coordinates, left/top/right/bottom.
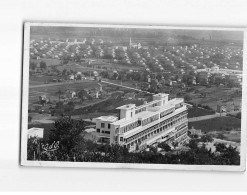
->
[[124, 117, 188, 146]]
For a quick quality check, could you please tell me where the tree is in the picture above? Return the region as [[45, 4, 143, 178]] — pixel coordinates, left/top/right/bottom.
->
[[64, 101, 75, 113], [100, 71, 109, 79], [27, 137, 41, 160], [62, 69, 68, 76], [40, 61, 47, 69], [200, 135, 213, 143], [56, 89, 64, 103], [77, 89, 88, 102], [187, 139, 199, 150], [214, 143, 240, 165], [49, 118, 86, 154], [30, 62, 37, 70], [184, 94, 192, 102], [219, 145, 240, 165], [214, 143, 227, 153], [158, 142, 171, 152], [236, 112, 241, 119]]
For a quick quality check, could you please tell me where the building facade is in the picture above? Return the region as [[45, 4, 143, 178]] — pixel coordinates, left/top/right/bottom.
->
[[95, 93, 189, 151]]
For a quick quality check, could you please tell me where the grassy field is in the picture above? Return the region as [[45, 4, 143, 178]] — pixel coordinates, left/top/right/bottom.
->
[[68, 97, 145, 117], [29, 80, 100, 103], [223, 133, 241, 143], [188, 116, 241, 133], [56, 62, 144, 73], [30, 58, 61, 66], [187, 86, 242, 110], [187, 107, 215, 118], [29, 75, 67, 86]]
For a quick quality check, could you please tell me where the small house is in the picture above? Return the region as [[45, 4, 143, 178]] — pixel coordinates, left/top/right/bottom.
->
[[217, 104, 227, 113]]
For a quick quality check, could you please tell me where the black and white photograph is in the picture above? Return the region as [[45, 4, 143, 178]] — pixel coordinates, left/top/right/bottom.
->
[[21, 23, 246, 171]]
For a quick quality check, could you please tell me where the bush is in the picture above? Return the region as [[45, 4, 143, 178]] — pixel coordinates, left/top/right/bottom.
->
[[184, 94, 192, 101], [200, 135, 213, 143], [202, 105, 213, 110], [236, 112, 241, 119], [158, 142, 171, 152]]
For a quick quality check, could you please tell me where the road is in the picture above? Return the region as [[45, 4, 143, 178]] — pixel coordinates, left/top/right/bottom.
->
[[101, 80, 154, 95]]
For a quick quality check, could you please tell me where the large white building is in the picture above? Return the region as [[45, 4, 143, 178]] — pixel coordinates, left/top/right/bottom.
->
[[95, 93, 189, 151]]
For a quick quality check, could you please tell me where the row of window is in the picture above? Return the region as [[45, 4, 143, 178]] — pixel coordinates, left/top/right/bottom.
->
[[120, 120, 141, 134], [174, 127, 188, 139], [175, 103, 184, 110], [97, 128, 110, 134], [160, 107, 175, 118], [159, 111, 187, 127], [124, 113, 187, 145], [142, 113, 159, 126], [135, 101, 162, 115], [175, 133, 188, 144], [101, 130, 110, 134], [118, 109, 187, 136], [135, 106, 147, 114], [175, 123, 187, 131]]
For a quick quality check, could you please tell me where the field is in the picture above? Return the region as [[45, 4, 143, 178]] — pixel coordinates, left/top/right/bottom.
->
[[223, 133, 241, 143], [29, 75, 68, 86], [187, 86, 242, 110], [29, 80, 100, 103], [30, 58, 61, 66], [68, 97, 146, 117], [188, 116, 241, 133], [56, 61, 144, 73], [187, 107, 215, 118]]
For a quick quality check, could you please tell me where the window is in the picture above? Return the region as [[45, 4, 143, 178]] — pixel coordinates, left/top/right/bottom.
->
[[108, 124, 111, 129], [101, 123, 105, 128], [97, 128, 100, 133], [131, 112, 133, 117], [120, 137, 123, 141]]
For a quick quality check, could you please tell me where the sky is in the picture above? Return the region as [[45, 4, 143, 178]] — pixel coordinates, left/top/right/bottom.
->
[[30, 26, 244, 42]]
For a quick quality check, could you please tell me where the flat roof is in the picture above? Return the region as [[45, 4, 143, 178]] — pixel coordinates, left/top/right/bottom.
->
[[96, 115, 118, 122], [112, 98, 184, 127], [116, 104, 136, 110]]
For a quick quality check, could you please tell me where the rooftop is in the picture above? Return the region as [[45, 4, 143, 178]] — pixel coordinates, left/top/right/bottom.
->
[[96, 115, 118, 122], [112, 98, 184, 127], [116, 104, 136, 110]]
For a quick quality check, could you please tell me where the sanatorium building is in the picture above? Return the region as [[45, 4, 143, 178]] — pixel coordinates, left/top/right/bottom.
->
[[95, 93, 188, 151]]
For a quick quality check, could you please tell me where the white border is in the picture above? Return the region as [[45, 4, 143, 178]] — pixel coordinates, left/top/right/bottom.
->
[[21, 22, 247, 171]]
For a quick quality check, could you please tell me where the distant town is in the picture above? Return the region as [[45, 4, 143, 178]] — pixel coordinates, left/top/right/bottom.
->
[[27, 27, 242, 165]]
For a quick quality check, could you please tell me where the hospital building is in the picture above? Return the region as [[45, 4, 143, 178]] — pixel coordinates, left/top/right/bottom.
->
[[95, 93, 188, 151]]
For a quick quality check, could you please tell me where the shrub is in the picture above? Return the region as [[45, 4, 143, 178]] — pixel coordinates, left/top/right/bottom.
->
[[200, 135, 213, 143], [158, 142, 172, 152]]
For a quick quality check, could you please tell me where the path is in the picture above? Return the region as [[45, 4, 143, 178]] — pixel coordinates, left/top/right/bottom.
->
[[101, 80, 154, 95], [188, 113, 226, 122], [73, 97, 110, 110]]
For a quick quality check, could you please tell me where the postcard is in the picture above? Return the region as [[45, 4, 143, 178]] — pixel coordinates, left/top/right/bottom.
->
[[21, 23, 246, 171]]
